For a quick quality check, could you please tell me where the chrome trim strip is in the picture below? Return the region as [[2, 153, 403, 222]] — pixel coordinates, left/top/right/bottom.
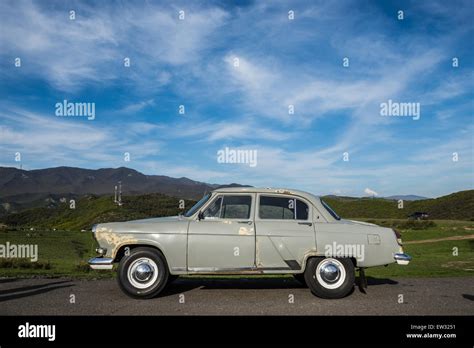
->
[[187, 266, 291, 272], [188, 267, 254, 272], [171, 267, 187, 272]]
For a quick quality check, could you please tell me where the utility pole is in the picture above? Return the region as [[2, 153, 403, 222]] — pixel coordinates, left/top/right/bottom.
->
[[118, 181, 122, 206]]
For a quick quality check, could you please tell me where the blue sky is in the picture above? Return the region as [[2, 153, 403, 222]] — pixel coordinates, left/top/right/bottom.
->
[[0, 0, 473, 198]]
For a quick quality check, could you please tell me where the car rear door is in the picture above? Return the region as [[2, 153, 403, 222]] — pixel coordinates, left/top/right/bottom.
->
[[254, 194, 316, 271]]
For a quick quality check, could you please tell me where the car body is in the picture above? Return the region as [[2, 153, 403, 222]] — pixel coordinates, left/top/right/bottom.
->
[[89, 187, 411, 298]]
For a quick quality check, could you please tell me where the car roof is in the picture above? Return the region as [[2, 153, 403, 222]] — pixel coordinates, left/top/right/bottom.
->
[[213, 187, 320, 202], [208, 187, 336, 222]]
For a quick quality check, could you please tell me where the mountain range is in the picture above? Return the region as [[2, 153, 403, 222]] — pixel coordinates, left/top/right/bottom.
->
[[0, 166, 244, 215]]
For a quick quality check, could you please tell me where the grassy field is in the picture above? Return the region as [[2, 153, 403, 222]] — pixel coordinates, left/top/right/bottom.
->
[[0, 228, 102, 278], [0, 219, 473, 279], [323, 190, 474, 220]]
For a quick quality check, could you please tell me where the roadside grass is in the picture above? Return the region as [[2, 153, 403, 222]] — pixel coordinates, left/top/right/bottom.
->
[[360, 219, 474, 242], [0, 228, 110, 278], [365, 240, 474, 278], [0, 219, 473, 279]]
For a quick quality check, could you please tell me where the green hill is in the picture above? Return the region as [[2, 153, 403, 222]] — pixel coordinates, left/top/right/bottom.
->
[[323, 190, 474, 220], [0, 193, 196, 231]]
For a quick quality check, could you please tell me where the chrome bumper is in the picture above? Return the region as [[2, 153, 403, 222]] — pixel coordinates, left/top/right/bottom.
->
[[394, 253, 412, 265], [88, 257, 114, 270]]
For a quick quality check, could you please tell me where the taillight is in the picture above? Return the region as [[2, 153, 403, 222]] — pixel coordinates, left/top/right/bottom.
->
[[393, 229, 403, 246]]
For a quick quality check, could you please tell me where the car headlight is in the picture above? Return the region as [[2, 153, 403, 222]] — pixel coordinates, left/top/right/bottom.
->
[[95, 247, 107, 256]]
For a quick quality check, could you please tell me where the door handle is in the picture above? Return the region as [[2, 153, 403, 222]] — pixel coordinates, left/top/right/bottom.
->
[[238, 221, 252, 225], [298, 222, 312, 226]]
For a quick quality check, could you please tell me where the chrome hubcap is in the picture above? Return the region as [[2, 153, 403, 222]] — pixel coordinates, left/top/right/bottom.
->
[[315, 258, 346, 289], [127, 257, 159, 289], [134, 263, 153, 282], [319, 263, 340, 283]]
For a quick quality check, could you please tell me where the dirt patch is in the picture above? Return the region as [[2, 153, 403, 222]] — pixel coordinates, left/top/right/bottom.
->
[[405, 234, 474, 245], [441, 260, 474, 271]]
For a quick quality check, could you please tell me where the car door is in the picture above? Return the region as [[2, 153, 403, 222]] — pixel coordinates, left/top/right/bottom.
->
[[254, 194, 316, 271], [187, 193, 256, 271]]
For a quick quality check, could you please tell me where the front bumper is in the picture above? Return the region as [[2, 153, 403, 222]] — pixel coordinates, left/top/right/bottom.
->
[[88, 257, 114, 270], [394, 253, 412, 265]]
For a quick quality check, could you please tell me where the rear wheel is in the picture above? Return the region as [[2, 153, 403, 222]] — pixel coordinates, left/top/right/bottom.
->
[[117, 247, 169, 299], [304, 257, 355, 299]]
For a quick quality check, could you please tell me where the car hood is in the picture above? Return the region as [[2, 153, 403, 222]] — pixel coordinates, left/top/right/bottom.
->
[[95, 215, 190, 234], [126, 216, 186, 223], [340, 219, 378, 227]]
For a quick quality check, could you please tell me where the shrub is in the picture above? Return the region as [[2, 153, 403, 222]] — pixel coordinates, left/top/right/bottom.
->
[[74, 261, 91, 273], [391, 220, 436, 230], [0, 258, 51, 269]]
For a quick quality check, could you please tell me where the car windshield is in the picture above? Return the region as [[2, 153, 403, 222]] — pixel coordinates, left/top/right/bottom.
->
[[321, 199, 341, 220], [184, 193, 212, 217]]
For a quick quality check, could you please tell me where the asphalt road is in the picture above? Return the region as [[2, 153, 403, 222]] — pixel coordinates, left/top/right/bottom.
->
[[0, 276, 473, 315]]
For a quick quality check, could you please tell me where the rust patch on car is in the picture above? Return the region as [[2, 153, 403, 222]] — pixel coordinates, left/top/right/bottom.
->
[[95, 227, 138, 258], [238, 226, 253, 236]]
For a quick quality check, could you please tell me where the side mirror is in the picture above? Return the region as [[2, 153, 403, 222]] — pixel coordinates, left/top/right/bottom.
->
[[198, 211, 204, 221]]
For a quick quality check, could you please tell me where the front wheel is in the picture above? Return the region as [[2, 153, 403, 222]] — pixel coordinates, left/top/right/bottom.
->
[[304, 257, 355, 299], [117, 247, 169, 299]]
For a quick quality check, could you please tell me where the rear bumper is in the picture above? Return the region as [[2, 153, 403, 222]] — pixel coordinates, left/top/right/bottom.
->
[[88, 257, 114, 270], [394, 253, 412, 265]]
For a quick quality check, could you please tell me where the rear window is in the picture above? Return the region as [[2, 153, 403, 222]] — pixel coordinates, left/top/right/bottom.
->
[[259, 196, 309, 220], [321, 199, 341, 220]]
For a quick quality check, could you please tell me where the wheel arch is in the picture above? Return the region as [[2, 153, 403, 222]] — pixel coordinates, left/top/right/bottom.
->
[[302, 254, 358, 272], [114, 243, 168, 266]]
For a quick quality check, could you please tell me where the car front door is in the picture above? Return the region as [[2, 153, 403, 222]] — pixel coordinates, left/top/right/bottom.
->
[[254, 194, 316, 271], [187, 193, 256, 271]]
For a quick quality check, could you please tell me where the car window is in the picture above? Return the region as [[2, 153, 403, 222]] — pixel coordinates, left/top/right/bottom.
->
[[222, 195, 252, 219], [259, 196, 309, 220], [321, 199, 341, 220], [203, 195, 252, 219], [203, 196, 222, 219], [184, 193, 211, 217], [296, 199, 309, 220]]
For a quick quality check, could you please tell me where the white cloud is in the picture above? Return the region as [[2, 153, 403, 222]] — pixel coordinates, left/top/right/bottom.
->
[[0, 107, 164, 167], [119, 100, 156, 115], [364, 188, 378, 197]]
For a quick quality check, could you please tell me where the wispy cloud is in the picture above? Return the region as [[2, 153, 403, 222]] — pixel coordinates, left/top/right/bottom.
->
[[0, 1, 228, 92]]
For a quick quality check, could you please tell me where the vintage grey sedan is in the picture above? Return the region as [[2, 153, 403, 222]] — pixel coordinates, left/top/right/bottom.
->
[[89, 187, 411, 299]]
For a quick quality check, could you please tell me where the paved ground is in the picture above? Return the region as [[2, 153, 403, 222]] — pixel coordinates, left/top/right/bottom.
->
[[0, 276, 473, 315]]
